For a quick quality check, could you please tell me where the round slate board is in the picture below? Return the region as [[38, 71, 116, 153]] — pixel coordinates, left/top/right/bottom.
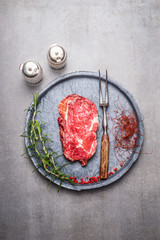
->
[[25, 71, 144, 191]]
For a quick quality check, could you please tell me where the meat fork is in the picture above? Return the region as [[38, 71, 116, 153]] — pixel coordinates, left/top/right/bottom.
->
[[99, 70, 109, 179]]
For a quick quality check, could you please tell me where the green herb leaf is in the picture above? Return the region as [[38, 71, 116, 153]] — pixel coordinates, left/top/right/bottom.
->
[[58, 179, 63, 192], [22, 93, 76, 192]]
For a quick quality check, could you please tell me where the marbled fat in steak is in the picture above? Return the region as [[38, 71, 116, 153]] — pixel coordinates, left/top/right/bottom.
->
[[58, 94, 99, 166]]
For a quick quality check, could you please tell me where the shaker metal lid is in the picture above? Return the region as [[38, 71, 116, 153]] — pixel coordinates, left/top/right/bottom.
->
[[19, 61, 43, 83], [22, 61, 39, 78], [47, 43, 67, 69], [49, 45, 65, 63]]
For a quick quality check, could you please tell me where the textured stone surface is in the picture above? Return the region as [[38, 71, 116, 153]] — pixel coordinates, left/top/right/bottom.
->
[[0, 0, 160, 240]]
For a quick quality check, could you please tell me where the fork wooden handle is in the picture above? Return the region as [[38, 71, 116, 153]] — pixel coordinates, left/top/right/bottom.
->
[[100, 134, 109, 179]]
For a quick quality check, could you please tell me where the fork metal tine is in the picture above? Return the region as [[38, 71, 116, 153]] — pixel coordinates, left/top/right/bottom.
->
[[105, 70, 109, 104], [99, 70, 103, 104], [99, 70, 108, 106]]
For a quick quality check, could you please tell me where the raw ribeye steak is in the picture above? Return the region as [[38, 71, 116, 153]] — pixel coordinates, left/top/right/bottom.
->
[[58, 94, 99, 166]]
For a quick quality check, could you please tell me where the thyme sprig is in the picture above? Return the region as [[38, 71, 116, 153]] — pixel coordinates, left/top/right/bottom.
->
[[22, 93, 76, 191]]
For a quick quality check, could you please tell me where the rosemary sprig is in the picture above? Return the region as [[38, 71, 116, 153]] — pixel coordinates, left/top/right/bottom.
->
[[22, 93, 76, 191]]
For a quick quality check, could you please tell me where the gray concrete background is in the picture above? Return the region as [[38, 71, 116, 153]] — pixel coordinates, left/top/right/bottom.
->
[[0, 0, 160, 240]]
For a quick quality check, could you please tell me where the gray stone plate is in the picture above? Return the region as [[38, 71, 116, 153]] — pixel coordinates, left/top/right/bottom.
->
[[25, 71, 144, 191]]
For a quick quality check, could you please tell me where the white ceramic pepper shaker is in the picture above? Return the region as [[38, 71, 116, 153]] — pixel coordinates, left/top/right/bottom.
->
[[19, 61, 43, 84], [47, 43, 67, 69]]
